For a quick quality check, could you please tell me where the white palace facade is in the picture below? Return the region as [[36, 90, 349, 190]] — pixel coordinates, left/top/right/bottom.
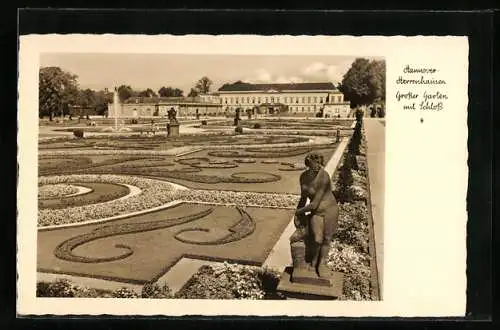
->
[[108, 82, 351, 118], [217, 82, 350, 117]]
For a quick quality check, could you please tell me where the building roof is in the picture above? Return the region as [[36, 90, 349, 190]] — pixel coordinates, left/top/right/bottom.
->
[[218, 82, 337, 92]]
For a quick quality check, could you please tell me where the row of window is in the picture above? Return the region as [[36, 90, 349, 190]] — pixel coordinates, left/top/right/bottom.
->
[[222, 95, 343, 105]]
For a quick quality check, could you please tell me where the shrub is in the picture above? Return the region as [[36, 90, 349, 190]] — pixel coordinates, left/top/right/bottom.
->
[[378, 107, 385, 118], [175, 263, 284, 300], [235, 126, 244, 134], [73, 129, 84, 138], [201, 120, 207, 125], [334, 154, 356, 204], [112, 287, 141, 298], [130, 118, 138, 124], [36, 278, 99, 298], [253, 123, 262, 129], [355, 108, 364, 122]]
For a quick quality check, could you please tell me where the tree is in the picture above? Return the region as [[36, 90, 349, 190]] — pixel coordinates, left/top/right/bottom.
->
[[117, 85, 134, 102], [158, 86, 184, 97], [39, 67, 79, 120], [367, 60, 386, 104], [77, 89, 96, 108], [138, 88, 157, 98], [338, 58, 386, 108], [194, 76, 212, 94], [94, 89, 113, 116], [187, 88, 199, 97]]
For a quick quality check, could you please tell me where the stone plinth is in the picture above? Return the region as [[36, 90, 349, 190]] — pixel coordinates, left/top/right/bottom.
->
[[277, 267, 344, 300], [277, 239, 344, 300], [167, 123, 180, 137]]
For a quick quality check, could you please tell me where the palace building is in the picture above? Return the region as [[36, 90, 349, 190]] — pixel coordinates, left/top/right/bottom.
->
[[217, 81, 351, 117], [108, 81, 351, 118]]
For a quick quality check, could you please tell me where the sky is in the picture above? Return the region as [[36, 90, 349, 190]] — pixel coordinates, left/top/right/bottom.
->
[[40, 53, 381, 95]]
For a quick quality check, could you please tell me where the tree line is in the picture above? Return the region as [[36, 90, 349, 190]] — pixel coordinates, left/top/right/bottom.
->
[[39, 58, 384, 120], [39, 66, 213, 120]]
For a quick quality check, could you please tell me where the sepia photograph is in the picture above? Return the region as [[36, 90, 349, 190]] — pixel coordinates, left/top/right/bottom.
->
[[35, 53, 385, 301]]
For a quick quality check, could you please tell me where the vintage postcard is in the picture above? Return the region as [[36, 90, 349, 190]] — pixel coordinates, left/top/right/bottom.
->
[[17, 35, 468, 317]]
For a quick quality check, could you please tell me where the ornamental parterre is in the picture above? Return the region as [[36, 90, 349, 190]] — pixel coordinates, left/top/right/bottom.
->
[[38, 175, 182, 227], [38, 174, 300, 227]]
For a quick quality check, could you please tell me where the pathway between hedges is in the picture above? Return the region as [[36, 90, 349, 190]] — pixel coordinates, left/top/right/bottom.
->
[[363, 119, 385, 298]]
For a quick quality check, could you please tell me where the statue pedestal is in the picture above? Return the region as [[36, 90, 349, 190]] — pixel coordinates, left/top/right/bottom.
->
[[167, 123, 180, 137], [277, 267, 344, 300], [277, 239, 344, 300]]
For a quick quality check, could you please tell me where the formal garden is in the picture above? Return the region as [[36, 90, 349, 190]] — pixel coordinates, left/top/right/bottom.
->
[[37, 114, 379, 301]]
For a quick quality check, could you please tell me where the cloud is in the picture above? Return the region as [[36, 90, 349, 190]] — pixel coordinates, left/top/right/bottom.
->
[[243, 60, 352, 85], [300, 61, 349, 84], [244, 69, 304, 84]]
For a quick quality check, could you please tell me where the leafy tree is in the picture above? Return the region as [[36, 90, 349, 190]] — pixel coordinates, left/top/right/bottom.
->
[[94, 89, 113, 116], [39, 67, 79, 120], [367, 60, 386, 104], [338, 58, 386, 108], [158, 86, 184, 97], [194, 76, 212, 94], [117, 85, 134, 102], [138, 88, 157, 98], [77, 88, 96, 108], [187, 88, 199, 97]]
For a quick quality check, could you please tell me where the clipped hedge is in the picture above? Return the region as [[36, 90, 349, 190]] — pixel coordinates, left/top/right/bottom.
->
[[73, 129, 84, 138]]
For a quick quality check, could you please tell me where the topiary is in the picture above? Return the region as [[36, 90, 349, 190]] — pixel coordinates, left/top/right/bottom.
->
[[378, 107, 385, 118], [253, 123, 262, 129], [355, 108, 364, 122], [201, 120, 207, 125], [73, 129, 84, 138], [235, 126, 244, 134]]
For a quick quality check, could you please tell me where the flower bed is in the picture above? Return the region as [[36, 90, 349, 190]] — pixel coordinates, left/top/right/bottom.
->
[[174, 206, 255, 245], [278, 162, 306, 171], [327, 117, 377, 300], [176, 157, 238, 169], [208, 148, 312, 158], [177, 189, 299, 209], [38, 182, 130, 210], [39, 156, 153, 176], [38, 156, 93, 175], [36, 278, 173, 298], [38, 184, 80, 199], [86, 166, 283, 185], [38, 175, 183, 227], [54, 207, 214, 263]]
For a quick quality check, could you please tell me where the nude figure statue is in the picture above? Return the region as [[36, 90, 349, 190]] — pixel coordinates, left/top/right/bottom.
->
[[290, 152, 339, 278]]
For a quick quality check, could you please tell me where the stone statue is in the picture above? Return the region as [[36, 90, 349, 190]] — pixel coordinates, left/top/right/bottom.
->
[[168, 108, 178, 123], [234, 108, 240, 126], [291, 152, 339, 279], [167, 107, 180, 137]]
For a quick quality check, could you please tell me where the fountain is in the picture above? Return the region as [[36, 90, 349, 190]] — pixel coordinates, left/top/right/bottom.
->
[[113, 87, 120, 131], [101, 87, 131, 133]]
